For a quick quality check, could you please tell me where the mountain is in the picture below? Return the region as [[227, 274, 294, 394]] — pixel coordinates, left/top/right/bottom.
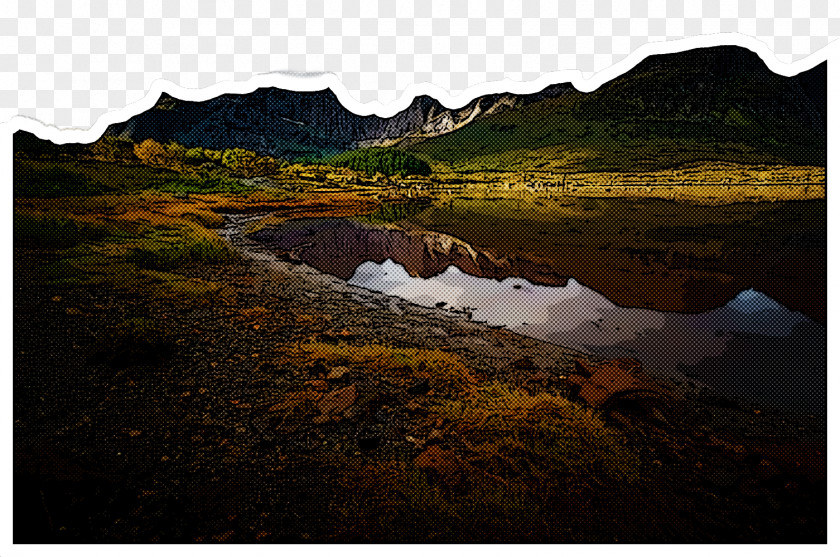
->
[[405, 47, 827, 172], [105, 88, 556, 161], [99, 46, 825, 169]]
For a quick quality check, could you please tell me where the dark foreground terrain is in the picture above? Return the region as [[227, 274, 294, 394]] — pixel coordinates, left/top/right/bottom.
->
[[14, 219, 826, 543]]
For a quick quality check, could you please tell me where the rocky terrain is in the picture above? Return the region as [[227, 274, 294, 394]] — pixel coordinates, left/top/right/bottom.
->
[[11, 41, 828, 541], [13, 210, 827, 543]]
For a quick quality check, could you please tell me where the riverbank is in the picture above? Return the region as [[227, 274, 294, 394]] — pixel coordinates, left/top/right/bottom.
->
[[13, 205, 826, 542]]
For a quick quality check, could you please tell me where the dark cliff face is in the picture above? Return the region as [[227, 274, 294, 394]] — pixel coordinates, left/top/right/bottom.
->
[[103, 46, 826, 164], [106, 86, 565, 160], [106, 89, 534, 159]]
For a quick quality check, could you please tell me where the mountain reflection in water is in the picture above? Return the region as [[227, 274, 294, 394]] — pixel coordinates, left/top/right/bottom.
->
[[349, 259, 826, 415]]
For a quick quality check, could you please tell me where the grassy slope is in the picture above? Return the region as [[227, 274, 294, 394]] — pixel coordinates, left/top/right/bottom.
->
[[405, 65, 825, 174], [13, 157, 272, 300], [13, 156, 386, 302]]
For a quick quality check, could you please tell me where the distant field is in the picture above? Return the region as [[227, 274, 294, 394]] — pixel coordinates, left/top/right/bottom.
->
[[425, 161, 824, 205]]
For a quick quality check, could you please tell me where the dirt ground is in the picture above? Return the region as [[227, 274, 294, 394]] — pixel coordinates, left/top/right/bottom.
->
[[13, 218, 827, 542]]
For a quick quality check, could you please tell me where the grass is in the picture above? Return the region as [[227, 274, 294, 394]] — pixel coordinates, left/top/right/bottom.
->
[[35, 251, 226, 301], [12, 158, 384, 303], [14, 159, 182, 195], [433, 381, 640, 483], [576, 197, 600, 211], [14, 158, 271, 199], [126, 235, 237, 271], [14, 211, 114, 248], [16, 207, 235, 301], [155, 175, 257, 195], [256, 339, 645, 541], [13, 166, 112, 198], [322, 380, 643, 542], [405, 60, 825, 173], [288, 341, 476, 392]]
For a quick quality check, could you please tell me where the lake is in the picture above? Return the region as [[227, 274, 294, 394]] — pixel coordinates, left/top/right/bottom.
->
[[349, 259, 825, 415], [248, 197, 826, 414]]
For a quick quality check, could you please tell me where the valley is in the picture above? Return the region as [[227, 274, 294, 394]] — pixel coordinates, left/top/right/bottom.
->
[[12, 44, 827, 543]]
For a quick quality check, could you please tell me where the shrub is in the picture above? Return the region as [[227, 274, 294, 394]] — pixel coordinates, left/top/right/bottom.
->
[[164, 141, 187, 162], [184, 147, 207, 164], [15, 212, 99, 247], [254, 155, 286, 174], [222, 148, 257, 171], [338, 381, 642, 542], [89, 135, 137, 161], [126, 236, 237, 271], [157, 175, 254, 194], [291, 341, 476, 393], [203, 148, 223, 162], [134, 139, 168, 165]]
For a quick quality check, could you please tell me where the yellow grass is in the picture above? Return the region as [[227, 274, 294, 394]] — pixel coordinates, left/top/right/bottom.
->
[[285, 341, 476, 390], [432, 161, 825, 204]]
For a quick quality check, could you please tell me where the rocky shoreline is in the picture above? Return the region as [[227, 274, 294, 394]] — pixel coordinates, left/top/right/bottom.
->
[[12, 210, 826, 542]]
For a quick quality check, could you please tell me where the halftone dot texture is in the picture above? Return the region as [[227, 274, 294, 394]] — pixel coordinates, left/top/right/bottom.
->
[[11, 2, 827, 545], [2, 0, 839, 128]]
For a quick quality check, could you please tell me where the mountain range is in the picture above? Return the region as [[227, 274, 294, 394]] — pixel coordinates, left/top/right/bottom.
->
[[100, 46, 827, 172]]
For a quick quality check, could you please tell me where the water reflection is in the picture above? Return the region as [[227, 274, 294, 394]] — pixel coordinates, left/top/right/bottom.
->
[[349, 259, 826, 414]]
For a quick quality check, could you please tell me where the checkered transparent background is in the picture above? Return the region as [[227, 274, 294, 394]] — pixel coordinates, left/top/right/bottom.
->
[[2, 0, 838, 129]]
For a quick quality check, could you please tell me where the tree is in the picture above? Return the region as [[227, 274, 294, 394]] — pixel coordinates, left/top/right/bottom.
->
[[90, 135, 136, 161], [164, 141, 187, 163], [329, 147, 431, 177], [203, 148, 223, 162], [184, 147, 206, 164], [222, 148, 257, 173], [134, 139, 168, 165]]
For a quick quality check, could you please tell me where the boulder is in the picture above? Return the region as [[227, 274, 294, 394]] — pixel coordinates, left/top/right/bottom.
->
[[317, 384, 358, 416], [511, 357, 537, 370], [747, 440, 826, 484], [414, 445, 465, 488], [308, 380, 329, 392], [327, 366, 350, 380], [567, 358, 676, 421]]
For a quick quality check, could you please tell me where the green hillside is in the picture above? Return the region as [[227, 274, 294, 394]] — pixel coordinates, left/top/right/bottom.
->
[[404, 50, 825, 173]]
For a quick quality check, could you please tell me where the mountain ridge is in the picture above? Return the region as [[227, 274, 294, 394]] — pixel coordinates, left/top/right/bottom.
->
[[98, 46, 826, 170]]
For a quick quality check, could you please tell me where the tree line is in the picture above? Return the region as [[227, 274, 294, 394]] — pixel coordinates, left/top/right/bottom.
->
[[329, 147, 431, 177]]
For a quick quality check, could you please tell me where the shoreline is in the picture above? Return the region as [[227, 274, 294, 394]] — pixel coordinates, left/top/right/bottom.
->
[[12, 203, 827, 542], [223, 211, 827, 424]]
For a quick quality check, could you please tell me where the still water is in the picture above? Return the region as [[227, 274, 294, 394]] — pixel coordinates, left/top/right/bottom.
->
[[349, 259, 826, 415]]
